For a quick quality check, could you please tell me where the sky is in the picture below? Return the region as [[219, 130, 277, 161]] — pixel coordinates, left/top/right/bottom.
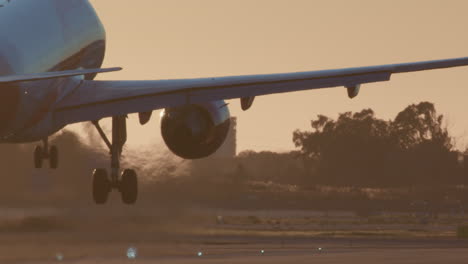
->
[[84, 0, 468, 153]]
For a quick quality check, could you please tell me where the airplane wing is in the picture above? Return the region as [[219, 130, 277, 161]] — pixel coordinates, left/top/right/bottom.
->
[[53, 57, 468, 126], [0, 67, 121, 83]]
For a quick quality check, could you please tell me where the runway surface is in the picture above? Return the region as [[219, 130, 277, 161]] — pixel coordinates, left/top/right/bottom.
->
[[1, 207, 467, 263], [27, 247, 468, 264], [5, 236, 468, 264]]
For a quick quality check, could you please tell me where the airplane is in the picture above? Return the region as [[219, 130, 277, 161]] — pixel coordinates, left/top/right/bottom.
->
[[2, 0, 468, 205]]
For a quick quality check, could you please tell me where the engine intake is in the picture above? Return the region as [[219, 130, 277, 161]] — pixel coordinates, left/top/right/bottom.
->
[[160, 101, 230, 159]]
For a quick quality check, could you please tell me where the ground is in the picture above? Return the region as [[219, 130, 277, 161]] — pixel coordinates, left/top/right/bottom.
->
[[0, 206, 467, 263]]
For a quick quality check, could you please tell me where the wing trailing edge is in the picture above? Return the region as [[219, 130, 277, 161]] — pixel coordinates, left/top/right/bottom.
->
[[0, 67, 122, 83]]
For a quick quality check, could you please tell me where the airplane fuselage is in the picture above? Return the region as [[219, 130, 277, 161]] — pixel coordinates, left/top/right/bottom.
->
[[0, 0, 105, 142]]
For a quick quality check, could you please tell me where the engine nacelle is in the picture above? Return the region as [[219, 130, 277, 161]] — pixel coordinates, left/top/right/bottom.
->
[[160, 101, 230, 159]]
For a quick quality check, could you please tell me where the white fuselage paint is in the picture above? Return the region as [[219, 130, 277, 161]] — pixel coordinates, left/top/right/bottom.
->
[[0, 0, 105, 142]]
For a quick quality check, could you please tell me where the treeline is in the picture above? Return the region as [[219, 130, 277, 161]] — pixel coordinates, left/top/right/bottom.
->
[[238, 101, 466, 188]]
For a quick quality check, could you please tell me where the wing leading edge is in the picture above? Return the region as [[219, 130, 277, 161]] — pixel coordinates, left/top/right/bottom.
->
[[54, 57, 468, 126]]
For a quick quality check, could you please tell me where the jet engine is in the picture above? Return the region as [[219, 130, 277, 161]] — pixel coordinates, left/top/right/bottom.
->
[[160, 101, 230, 159]]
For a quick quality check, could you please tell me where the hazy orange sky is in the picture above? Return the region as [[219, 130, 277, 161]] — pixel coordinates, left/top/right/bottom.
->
[[83, 0, 468, 153]]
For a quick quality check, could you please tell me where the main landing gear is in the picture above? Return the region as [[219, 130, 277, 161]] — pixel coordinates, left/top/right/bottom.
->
[[34, 138, 59, 169], [91, 116, 138, 205]]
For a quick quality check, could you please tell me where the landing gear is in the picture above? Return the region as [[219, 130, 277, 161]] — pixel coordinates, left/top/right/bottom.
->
[[92, 168, 138, 205], [34, 146, 43, 169], [91, 116, 138, 205], [120, 169, 138, 204], [34, 138, 59, 169], [92, 168, 110, 204], [49, 145, 59, 169]]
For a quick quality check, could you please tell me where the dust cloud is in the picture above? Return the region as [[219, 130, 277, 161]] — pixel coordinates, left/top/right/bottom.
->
[[0, 124, 191, 207]]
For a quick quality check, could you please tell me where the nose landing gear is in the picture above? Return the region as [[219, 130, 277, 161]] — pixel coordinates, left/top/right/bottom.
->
[[91, 116, 138, 205], [34, 138, 59, 169]]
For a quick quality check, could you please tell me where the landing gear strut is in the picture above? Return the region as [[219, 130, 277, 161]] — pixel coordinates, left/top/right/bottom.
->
[[34, 138, 59, 169], [92, 116, 138, 205]]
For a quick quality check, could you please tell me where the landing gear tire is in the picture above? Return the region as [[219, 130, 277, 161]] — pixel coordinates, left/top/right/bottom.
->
[[33, 139, 59, 169], [93, 168, 110, 204], [120, 169, 138, 204], [34, 146, 43, 169], [92, 117, 138, 205], [49, 145, 58, 169]]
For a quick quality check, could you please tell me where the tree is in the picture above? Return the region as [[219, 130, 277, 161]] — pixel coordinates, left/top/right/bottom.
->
[[293, 102, 458, 188], [390, 102, 455, 186], [294, 109, 392, 187], [392, 101, 451, 150]]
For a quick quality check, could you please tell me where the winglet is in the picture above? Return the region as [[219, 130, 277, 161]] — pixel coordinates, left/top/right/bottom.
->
[[0, 67, 122, 83]]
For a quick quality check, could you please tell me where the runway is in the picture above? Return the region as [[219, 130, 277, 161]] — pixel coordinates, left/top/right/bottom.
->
[[1, 207, 467, 263], [4, 234, 468, 264], [25, 243, 468, 264]]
